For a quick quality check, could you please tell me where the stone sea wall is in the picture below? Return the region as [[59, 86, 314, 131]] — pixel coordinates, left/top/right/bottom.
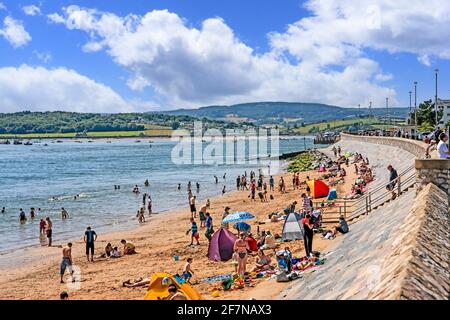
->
[[369, 183, 449, 300], [416, 159, 450, 201], [340, 133, 430, 158]]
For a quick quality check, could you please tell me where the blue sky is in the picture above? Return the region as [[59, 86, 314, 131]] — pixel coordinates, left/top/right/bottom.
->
[[0, 0, 449, 112]]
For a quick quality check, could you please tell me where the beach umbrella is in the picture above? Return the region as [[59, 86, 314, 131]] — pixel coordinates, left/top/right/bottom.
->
[[233, 222, 251, 232], [222, 211, 255, 224], [344, 151, 352, 158]]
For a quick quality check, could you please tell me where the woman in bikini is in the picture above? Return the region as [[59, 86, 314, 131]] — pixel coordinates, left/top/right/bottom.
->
[[233, 233, 250, 276]]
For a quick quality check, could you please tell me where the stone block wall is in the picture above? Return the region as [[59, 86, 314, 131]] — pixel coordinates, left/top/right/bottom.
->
[[416, 159, 450, 201]]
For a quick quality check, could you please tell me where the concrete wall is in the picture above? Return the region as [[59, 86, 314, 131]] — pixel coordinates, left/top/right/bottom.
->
[[416, 159, 450, 201], [340, 133, 430, 158]]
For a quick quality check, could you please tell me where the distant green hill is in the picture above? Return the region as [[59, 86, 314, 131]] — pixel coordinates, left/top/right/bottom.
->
[[161, 102, 409, 125]]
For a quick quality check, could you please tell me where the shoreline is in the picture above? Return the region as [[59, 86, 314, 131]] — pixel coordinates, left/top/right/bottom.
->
[[0, 145, 357, 300]]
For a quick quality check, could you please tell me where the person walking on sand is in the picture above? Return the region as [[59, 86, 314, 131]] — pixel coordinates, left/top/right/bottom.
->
[[386, 165, 399, 200], [189, 195, 197, 219], [60, 243, 74, 284], [46, 217, 53, 246], [234, 233, 250, 275], [269, 176, 274, 192], [61, 207, 69, 220], [84, 226, 97, 262], [250, 181, 256, 201], [205, 212, 214, 242], [186, 218, 200, 246]]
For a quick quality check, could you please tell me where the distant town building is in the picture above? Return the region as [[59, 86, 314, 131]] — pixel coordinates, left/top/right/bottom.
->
[[438, 98, 450, 126]]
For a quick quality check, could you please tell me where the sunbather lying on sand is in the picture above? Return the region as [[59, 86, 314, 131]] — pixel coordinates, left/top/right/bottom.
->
[[123, 277, 151, 288]]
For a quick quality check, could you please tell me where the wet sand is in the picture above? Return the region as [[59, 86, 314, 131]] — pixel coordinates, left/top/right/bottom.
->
[[0, 150, 358, 300]]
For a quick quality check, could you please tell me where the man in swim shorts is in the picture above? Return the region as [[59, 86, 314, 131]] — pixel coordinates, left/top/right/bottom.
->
[[189, 195, 197, 218], [60, 243, 74, 284]]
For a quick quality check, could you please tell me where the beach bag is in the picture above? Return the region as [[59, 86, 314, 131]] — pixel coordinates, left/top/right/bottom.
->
[[276, 271, 290, 282]]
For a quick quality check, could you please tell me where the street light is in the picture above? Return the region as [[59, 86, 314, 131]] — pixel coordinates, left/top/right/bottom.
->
[[435, 68, 439, 126], [409, 91, 412, 124], [386, 97, 389, 128], [414, 81, 418, 138]]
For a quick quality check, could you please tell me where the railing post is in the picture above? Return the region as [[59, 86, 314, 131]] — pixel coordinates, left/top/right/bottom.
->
[[344, 201, 347, 219], [398, 175, 401, 197], [369, 193, 372, 213], [365, 196, 369, 215]]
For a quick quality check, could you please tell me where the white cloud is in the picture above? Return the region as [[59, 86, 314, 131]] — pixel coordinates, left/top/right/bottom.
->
[[0, 65, 132, 113], [33, 50, 52, 63], [375, 73, 393, 82], [0, 16, 31, 48], [45, 2, 450, 108], [47, 13, 65, 24], [269, 0, 450, 66], [0, 2, 6, 11], [22, 5, 41, 16]]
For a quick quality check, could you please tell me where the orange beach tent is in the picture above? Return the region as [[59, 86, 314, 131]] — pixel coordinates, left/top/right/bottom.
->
[[307, 180, 329, 199]]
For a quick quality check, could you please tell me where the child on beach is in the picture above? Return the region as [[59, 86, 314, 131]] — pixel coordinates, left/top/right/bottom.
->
[[121, 239, 136, 255], [199, 204, 207, 228], [182, 258, 195, 284], [186, 218, 200, 246]]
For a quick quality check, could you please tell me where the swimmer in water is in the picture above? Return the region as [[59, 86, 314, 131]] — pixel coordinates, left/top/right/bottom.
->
[[19, 208, 27, 223]]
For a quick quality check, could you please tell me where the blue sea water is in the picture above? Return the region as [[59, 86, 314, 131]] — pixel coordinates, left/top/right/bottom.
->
[[0, 136, 324, 253]]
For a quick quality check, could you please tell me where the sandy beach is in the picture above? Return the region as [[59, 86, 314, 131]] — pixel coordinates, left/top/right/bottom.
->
[[0, 147, 358, 300]]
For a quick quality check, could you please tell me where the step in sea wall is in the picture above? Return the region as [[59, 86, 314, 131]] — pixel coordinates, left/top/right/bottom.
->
[[369, 183, 449, 300]]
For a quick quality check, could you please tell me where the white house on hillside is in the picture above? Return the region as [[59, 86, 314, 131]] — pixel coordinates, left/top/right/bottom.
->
[[437, 99, 450, 126]]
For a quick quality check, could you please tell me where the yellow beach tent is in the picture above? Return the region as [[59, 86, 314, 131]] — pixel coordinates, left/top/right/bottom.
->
[[144, 272, 202, 300]]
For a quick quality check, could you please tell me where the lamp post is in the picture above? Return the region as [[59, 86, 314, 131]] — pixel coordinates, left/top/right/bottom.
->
[[369, 101, 372, 120], [386, 97, 389, 128], [414, 81, 418, 139], [409, 91, 412, 124], [435, 68, 439, 126]]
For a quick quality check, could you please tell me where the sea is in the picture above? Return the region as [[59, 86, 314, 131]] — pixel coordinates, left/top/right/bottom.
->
[[0, 136, 326, 253]]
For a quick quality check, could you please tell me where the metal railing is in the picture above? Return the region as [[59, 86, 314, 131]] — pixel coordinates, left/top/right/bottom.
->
[[312, 164, 416, 223]]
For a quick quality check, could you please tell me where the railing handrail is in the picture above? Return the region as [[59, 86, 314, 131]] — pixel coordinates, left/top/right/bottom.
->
[[312, 163, 416, 223]]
